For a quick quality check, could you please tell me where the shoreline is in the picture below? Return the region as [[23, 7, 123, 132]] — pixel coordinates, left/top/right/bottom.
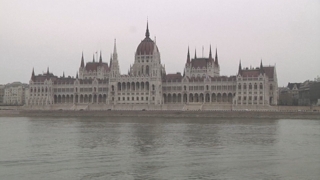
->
[[1, 109, 319, 119]]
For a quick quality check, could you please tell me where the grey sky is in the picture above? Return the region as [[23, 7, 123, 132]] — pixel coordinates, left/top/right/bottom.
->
[[0, 0, 319, 86]]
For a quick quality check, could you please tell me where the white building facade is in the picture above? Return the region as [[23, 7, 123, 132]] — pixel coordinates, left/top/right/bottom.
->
[[26, 23, 278, 110], [3, 82, 28, 105]]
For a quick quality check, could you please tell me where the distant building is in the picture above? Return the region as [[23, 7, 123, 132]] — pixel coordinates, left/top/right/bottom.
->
[[26, 23, 278, 110], [278, 83, 301, 105], [0, 85, 5, 105], [299, 81, 320, 106], [3, 82, 28, 105]]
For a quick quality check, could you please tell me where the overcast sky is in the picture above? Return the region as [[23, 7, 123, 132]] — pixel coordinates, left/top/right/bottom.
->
[[0, 0, 319, 86]]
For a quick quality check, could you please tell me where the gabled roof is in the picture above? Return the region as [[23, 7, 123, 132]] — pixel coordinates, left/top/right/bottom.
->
[[85, 62, 109, 72], [163, 73, 182, 82], [287, 83, 301, 90], [240, 69, 261, 77], [191, 58, 210, 68], [263, 66, 275, 79], [33, 72, 58, 82], [54, 77, 76, 84]]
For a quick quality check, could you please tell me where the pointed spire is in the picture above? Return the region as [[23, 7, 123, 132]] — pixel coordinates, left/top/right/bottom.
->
[[260, 59, 264, 74], [63, 71, 65, 78], [238, 60, 242, 75], [31, 68, 35, 81], [194, 49, 197, 59], [113, 39, 117, 54], [187, 47, 190, 64], [76, 71, 78, 79], [109, 53, 113, 67], [209, 45, 213, 61], [99, 51, 102, 63], [215, 48, 218, 64], [80, 52, 84, 68], [47, 67, 49, 74], [92, 54, 95, 62], [145, 20, 150, 38]]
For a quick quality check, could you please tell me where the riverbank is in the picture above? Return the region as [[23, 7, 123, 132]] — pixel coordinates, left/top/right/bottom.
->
[[1, 109, 319, 119]]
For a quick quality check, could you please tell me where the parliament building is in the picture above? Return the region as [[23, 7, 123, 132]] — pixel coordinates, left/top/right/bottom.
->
[[26, 23, 278, 111]]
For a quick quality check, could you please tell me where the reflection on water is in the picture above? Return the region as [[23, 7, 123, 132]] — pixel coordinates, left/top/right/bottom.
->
[[0, 117, 320, 180]]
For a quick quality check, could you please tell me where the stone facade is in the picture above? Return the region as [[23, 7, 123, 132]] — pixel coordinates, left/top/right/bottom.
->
[[0, 85, 4, 105], [3, 82, 28, 105], [26, 23, 278, 110]]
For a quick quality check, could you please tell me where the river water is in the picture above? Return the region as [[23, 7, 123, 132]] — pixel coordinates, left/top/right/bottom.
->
[[0, 117, 319, 180]]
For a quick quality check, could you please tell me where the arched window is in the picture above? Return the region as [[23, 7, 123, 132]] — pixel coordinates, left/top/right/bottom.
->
[[146, 65, 149, 75]]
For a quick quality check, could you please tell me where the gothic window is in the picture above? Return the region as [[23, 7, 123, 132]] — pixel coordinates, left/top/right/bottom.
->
[[238, 84, 241, 90], [254, 83, 257, 90], [146, 65, 149, 75], [260, 83, 263, 89], [141, 65, 144, 74], [249, 83, 252, 90], [270, 84, 273, 90], [243, 83, 247, 90]]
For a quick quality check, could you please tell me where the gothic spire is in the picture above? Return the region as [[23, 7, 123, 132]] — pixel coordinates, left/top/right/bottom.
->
[[76, 71, 78, 79], [47, 67, 49, 74], [209, 45, 213, 61], [81, 52, 84, 68], [260, 59, 264, 74], [92, 54, 95, 62], [194, 49, 197, 59], [109, 53, 113, 67], [63, 71, 65, 78], [113, 39, 117, 55], [187, 47, 190, 64], [145, 20, 150, 38], [113, 39, 118, 61], [215, 48, 218, 65], [31, 68, 35, 81], [99, 51, 102, 63], [238, 60, 242, 75]]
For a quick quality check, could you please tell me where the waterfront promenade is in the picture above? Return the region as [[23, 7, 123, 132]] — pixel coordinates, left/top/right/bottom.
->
[[1, 108, 319, 119]]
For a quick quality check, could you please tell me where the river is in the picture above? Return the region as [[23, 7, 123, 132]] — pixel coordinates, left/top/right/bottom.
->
[[0, 117, 319, 180]]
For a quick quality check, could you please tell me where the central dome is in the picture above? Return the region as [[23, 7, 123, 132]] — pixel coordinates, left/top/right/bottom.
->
[[136, 23, 159, 55]]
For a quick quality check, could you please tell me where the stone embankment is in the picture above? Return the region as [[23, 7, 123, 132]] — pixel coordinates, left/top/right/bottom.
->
[[1, 109, 319, 119]]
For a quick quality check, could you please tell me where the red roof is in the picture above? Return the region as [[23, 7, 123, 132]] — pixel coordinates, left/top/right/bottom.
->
[[136, 37, 159, 55], [191, 58, 213, 68], [33, 73, 58, 82], [241, 69, 261, 77], [54, 78, 76, 84], [263, 66, 275, 79], [85, 62, 109, 72], [164, 73, 182, 82]]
